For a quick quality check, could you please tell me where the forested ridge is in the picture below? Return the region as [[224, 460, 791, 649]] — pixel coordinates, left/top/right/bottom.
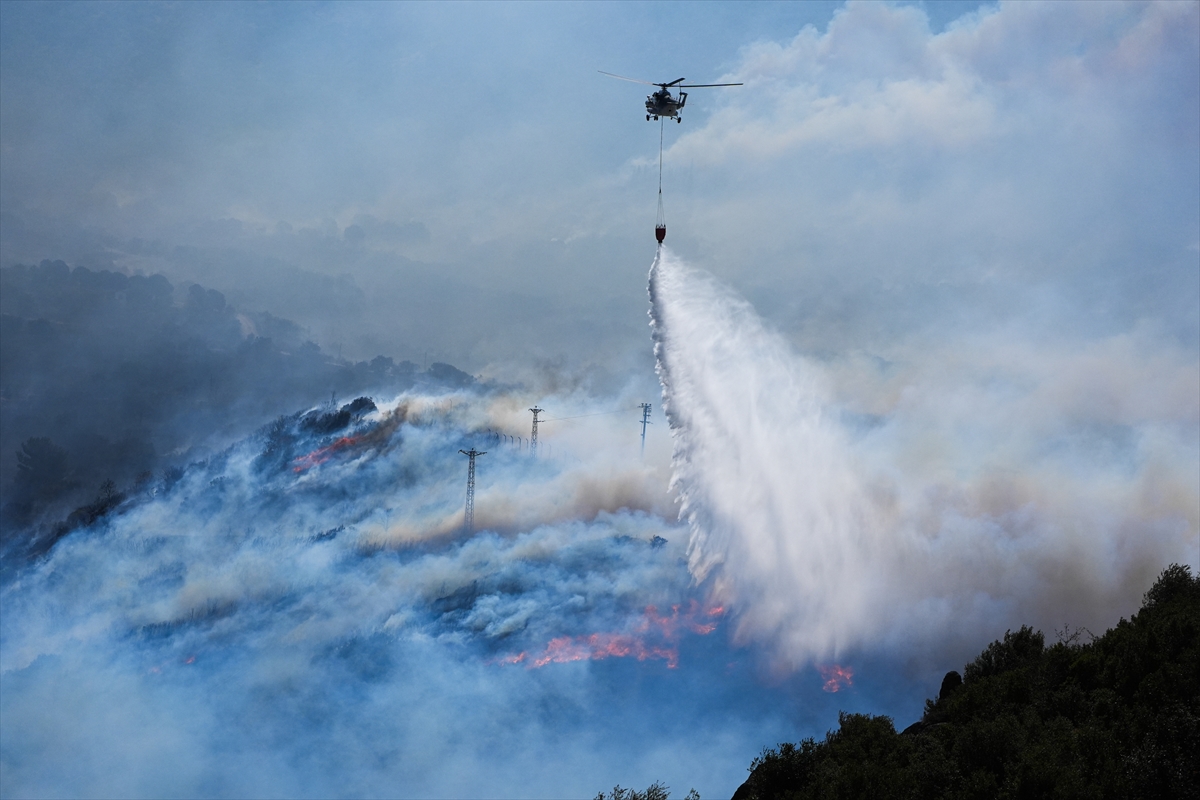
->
[[733, 564, 1199, 800], [0, 259, 477, 562]]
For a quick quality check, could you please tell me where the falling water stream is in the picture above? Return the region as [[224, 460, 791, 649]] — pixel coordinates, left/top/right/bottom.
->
[[646, 246, 1192, 669]]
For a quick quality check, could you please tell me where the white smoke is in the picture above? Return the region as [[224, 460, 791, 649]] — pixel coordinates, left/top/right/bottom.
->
[[650, 247, 1199, 669], [0, 388, 805, 798]]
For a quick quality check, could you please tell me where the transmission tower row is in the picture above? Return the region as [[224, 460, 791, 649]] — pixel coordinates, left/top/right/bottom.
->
[[459, 403, 654, 534]]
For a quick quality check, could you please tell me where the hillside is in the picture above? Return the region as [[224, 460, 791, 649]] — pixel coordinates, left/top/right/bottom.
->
[[1, 259, 477, 551], [733, 564, 1199, 800]]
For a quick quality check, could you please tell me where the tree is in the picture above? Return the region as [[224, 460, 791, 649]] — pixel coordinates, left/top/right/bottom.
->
[[732, 564, 1200, 800], [594, 781, 677, 800]]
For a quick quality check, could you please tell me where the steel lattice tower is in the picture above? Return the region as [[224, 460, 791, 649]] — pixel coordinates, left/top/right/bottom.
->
[[529, 406, 543, 457], [639, 403, 653, 456], [459, 448, 486, 533]]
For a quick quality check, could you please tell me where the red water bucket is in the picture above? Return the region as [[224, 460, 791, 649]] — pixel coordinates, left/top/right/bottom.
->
[[655, 225, 666, 243]]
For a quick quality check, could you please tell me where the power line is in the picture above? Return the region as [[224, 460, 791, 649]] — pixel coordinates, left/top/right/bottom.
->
[[539, 406, 642, 423]]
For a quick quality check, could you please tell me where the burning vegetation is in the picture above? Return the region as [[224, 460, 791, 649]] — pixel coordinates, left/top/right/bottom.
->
[[818, 664, 854, 693], [498, 602, 726, 670]]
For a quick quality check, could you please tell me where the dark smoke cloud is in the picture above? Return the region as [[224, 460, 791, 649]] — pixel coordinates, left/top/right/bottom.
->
[[0, 260, 479, 560]]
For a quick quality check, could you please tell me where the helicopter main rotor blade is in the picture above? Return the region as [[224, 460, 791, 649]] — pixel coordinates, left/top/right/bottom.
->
[[678, 82, 743, 88], [664, 78, 687, 87], [598, 70, 659, 86]]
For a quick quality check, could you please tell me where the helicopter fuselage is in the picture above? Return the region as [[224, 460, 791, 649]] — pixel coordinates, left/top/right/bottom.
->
[[646, 89, 686, 121]]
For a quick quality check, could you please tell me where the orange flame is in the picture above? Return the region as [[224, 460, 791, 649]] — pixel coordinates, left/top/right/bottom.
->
[[533, 633, 680, 668], [819, 664, 854, 692], [292, 436, 360, 472], [500, 601, 725, 671], [641, 600, 724, 637], [496, 652, 527, 665]]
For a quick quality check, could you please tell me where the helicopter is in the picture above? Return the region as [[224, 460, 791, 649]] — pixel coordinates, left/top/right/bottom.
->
[[599, 71, 742, 122]]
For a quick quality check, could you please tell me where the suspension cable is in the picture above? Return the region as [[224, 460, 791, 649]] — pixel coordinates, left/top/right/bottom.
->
[[656, 117, 666, 232], [658, 117, 664, 194]]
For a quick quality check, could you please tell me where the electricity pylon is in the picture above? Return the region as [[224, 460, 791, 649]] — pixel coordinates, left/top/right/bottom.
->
[[459, 448, 486, 533], [529, 406, 543, 457], [639, 403, 652, 457]]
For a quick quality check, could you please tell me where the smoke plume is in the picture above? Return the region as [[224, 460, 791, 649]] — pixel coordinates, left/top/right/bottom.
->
[[0, 387, 816, 798]]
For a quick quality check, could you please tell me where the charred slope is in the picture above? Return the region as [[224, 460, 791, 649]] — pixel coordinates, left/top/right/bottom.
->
[[0, 260, 475, 538], [734, 564, 1200, 800]]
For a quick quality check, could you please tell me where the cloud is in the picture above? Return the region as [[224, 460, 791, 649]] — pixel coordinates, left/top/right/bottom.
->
[[676, 1, 1197, 162], [663, 2, 1197, 350], [675, 4, 996, 161]]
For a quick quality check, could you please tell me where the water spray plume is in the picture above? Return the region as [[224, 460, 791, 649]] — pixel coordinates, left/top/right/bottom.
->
[[650, 247, 884, 666], [648, 247, 1197, 672]]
